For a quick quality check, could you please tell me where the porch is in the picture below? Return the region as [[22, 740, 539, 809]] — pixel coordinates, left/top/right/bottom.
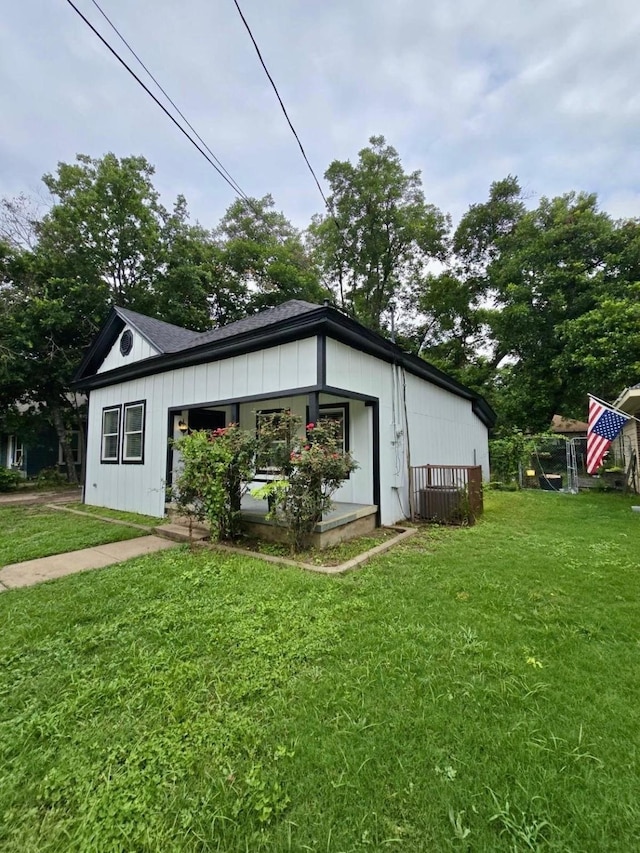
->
[[168, 389, 378, 524], [164, 497, 378, 549]]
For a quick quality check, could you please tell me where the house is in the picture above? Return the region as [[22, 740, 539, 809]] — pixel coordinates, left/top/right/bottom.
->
[[611, 384, 640, 492], [1, 404, 83, 480], [550, 414, 588, 439], [72, 300, 495, 526]]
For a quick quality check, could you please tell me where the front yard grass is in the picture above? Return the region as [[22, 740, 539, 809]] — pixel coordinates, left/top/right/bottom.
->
[[1, 490, 639, 851], [0, 505, 150, 567]]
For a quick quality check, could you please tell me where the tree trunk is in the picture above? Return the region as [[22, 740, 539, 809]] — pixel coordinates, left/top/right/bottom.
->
[[51, 404, 79, 485]]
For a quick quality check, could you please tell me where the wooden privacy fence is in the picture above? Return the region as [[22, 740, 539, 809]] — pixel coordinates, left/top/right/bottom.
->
[[409, 465, 483, 525]]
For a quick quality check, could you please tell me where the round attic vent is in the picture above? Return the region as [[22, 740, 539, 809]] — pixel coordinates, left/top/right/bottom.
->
[[120, 330, 133, 356]]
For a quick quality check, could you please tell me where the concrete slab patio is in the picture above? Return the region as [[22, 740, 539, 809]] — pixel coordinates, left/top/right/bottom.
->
[[0, 536, 177, 591]]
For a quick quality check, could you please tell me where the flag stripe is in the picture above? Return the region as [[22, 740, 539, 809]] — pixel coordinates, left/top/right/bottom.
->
[[586, 397, 628, 475]]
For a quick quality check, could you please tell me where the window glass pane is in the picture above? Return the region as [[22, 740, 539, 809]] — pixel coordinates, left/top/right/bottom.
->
[[103, 410, 118, 434], [125, 433, 142, 459], [126, 405, 143, 432], [256, 410, 288, 472], [103, 434, 118, 459]]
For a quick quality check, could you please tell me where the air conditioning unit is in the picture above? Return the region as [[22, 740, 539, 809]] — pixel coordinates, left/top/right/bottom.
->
[[418, 486, 463, 522]]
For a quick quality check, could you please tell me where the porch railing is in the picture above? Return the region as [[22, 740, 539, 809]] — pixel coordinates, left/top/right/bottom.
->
[[409, 464, 483, 525]]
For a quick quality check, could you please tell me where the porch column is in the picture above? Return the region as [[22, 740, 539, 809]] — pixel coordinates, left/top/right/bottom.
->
[[307, 391, 320, 426]]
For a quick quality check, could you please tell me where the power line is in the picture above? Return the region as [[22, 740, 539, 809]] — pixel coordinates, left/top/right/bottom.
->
[[63, 0, 251, 202], [231, 0, 329, 209], [87, 0, 250, 202]]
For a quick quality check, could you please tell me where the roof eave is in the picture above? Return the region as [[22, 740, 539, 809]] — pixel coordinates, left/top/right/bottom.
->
[[73, 305, 497, 428]]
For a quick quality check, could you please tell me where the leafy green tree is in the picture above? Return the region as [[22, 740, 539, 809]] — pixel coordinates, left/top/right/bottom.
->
[[418, 178, 638, 433], [310, 136, 448, 333], [155, 196, 242, 331], [0, 154, 219, 479], [0, 241, 97, 481], [556, 287, 640, 402], [416, 177, 526, 376], [215, 195, 327, 313], [37, 153, 165, 314]]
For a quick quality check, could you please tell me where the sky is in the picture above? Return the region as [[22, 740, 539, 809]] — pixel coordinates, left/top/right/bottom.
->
[[2, 0, 640, 232]]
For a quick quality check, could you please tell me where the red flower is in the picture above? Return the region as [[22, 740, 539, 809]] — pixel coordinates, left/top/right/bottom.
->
[[306, 423, 315, 430]]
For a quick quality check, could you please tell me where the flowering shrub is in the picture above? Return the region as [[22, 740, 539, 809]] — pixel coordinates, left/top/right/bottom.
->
[[170, 424, 257, 541], [254, 412, 358, 552]]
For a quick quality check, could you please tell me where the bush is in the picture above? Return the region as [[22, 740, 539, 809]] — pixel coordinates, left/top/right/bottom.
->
[[0, 467, 22, 492], [170, 424, 257, 542], [253, 413, 358, 552], [35, 467, 69, 489]]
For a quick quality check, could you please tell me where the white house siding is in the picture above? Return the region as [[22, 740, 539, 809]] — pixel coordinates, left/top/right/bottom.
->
[[325, 338, 490, 524], [403, 373, 490, 478], [97, 327, 160, 374], [85, 338, 318, 517]]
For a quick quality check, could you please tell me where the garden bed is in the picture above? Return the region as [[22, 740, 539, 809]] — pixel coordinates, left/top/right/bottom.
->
[[211, 525, 416, 573]]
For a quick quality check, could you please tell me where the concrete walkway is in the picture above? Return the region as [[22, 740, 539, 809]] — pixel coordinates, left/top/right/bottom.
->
[[0, 487, 83, 506], [0, 536, 177, 591]]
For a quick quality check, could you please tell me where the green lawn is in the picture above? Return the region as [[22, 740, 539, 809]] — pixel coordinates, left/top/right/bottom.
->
[[1, 490, 639, 851], [0, 505, 150, 567]]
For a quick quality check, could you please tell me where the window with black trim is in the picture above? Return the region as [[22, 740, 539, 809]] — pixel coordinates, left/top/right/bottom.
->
[[101, 407, 120, 463], [307, 403, 350, 454], [122, 401, 146, 463], [256, 409, 288, 475]]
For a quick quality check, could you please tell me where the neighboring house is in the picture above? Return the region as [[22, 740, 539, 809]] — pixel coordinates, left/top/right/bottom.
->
[[0, 416, 83, 479], [72, 300, 496, 525], [550, 414, 588, 439], [612, 384, 640, 492]]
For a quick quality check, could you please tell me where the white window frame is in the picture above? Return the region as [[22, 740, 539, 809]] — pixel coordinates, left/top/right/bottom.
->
[[101, 407, 121, 463], [8, 435, 24, 469], [122, 401, 146, 464]]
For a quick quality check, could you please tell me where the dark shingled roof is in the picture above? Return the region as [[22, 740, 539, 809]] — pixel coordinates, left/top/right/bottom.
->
[[115, 306, 203, 353], [116, 301, 323, 354], [196, 300, 323, 346]]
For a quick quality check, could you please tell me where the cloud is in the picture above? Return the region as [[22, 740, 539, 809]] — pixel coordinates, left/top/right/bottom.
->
[[1, 0, 639, 231]]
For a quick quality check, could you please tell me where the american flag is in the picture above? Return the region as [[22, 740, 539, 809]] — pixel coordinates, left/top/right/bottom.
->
[[586, 397, 629, 475]]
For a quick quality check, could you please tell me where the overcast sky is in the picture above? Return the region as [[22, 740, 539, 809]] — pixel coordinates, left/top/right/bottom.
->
[[2, 0, 639, 232]]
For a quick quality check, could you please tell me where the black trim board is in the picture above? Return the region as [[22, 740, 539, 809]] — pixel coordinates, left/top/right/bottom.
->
[[366, 400, 381, 526], [166, 385, 321, 415], [316, 334, 326, 387]]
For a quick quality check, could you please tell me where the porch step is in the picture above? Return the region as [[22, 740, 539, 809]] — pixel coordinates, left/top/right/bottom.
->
[[155, 523, 209, 543]]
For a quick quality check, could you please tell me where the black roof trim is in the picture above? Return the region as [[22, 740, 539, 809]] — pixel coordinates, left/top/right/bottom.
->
[[72, 302, 496, 428]]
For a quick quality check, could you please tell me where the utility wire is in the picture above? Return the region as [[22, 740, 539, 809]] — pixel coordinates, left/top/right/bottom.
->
[[231, 0, 329, 209], [63, 0, 251, 202], [88, 0, 250, 202]]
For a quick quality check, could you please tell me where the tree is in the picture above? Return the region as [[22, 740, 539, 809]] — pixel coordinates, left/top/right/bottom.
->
[[155, 196, 242, 331], [415, 177, 526, 376], [0, 154, 221, 480], [310, 136, 449, 333], [214, 195, 327, 313], [417, 178, 637, 433]]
